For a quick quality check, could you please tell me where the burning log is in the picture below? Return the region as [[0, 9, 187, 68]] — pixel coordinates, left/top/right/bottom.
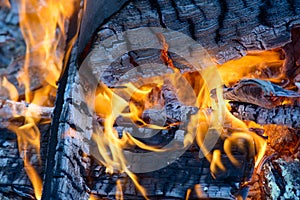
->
[[222, 79, 300, 109], [229, 102, 300, 129], [0, 97, 53, 122], [1, 0, 300, 199]]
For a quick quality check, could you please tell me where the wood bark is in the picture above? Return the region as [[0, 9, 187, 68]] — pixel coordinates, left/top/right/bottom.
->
[[1, 0, 300, 199], [0, 98, 53, 122], [222, 79, 300, 109], [229, 102, 300, 129], [48, 0, 300, 199]]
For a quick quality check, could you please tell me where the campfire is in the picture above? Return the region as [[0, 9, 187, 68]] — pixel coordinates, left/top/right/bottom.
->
[[0, 0, 300, 199]]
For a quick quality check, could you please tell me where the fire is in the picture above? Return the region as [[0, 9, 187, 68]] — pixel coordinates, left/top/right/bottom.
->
[[218, 50, 284, 86], [2, 2, 286, 197], [0, 0, 78, 199], [0, 0, 10, 8], [0, 77, 18, 101], [90, 32, 275, 198], [116, 179, 124, 200]]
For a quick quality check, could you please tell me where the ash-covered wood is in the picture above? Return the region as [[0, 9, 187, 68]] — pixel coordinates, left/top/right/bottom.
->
[[0, 124, 50, 199], [247, 125, 300, 199], [85, 0, 300, 88], [222, 79, 300, 108], [229, 102, 300, 129], [0, 2, 25, 68], [1, 0, 298, 199], [0, 98, 53, 124], [59, 1, 300, 199], [91, 0, 300, 64], [88, 142, 252, 200], [47, 43, 251, 199], [262, 158, 300, 199]]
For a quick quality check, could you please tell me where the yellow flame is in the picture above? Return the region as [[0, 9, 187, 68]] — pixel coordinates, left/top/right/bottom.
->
[[1, 0, 79, 198], [18, 0, 76, 102], [91, 35, 276, 197], [116, 179, 124, 200], [0, 77, 19, 101], [88, 194, 99, 200], [218, 50, 284, 86], [8, 124, 42, 200], [185, 188, 192, 200], [0, 0, 10, 8], [194, 184, 204, 198]]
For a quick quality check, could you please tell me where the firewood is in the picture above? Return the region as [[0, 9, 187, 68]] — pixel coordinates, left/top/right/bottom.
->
[[0, 97, 53, 125], [222, 78, 300, 109], [23, 0, 300, 199], [229, 102, 300, 129]]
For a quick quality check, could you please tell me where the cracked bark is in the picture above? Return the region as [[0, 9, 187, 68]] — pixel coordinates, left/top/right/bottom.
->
[[1, 0, 300, 199]]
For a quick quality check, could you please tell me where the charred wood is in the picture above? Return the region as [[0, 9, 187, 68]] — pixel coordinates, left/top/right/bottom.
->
[[91, 0, 300, 64], [229, 102, 300, 129], [222, 79, 300, 109], [0, 97, 53, 123]]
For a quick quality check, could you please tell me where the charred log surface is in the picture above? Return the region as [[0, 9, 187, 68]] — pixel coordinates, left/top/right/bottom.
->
[[51, 53, 253, 199], [42, 44, 94, 199], [222, 79, 300, 109], [88, 143, 251, 200], [229, 102, 300, 129], [0, 3, 25, 68], [91, 0, 300, 65], [262, 158, 300, 199], [40, 0, 300, 199], [77, 0, 129, 57], [71, 0, 300, 199], [246, 125, 299, 200], [0, 124, 50, 199], [86, 0, 300, 88], [283, 27, 300, 79]]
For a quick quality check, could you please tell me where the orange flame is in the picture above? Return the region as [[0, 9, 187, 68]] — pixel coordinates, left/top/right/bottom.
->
[[157, 33, 180, 73], [115, 179, 124, 200], [0, 0, 10, 8], [90, 33, 272, 197], [18, 0, 76, 101], [0, 77, 18, 101], [8, 124, 42, 199], [185, 188, 192, 200], [218, 50, 284, 86]]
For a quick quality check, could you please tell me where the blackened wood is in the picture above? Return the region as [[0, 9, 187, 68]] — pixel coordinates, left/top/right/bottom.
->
[[0, 124, 50, 200], [92, 0, 300, 64], [87, 0, 300, 88], [229, 102, 300, 129], [88, 143, 250, 200], [222, 79, 300, 109], [41, 0, 89, 198], [50, 0, 300, 199], [77, 0, 129, 57], [282, 27, 300, 79], [262, 158, 300, 199]]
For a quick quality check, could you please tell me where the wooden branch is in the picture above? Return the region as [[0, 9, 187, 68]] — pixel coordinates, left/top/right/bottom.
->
[[0, 98, 53, 121], [229, 102, 300, 129]]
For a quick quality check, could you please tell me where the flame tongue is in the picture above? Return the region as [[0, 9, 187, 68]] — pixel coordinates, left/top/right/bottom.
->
[[18, 0, 76, 101]]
